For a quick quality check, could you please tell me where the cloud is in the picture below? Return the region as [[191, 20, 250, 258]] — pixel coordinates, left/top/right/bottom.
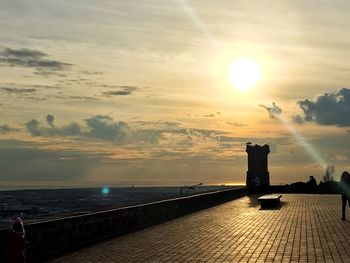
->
[[226, 122, 247, 127], [1, 87, 36, 94], [103, 90, 133, 96], [0, 48, 46, 59], [102, 86, 138, 96], [24, 115, 159, 144], [0, 124, 19, 134], [292, 115, 304, 124], [133, 120, 181, 128], [202, 112, 222, 118], [33, 71, 67, 77], [85, 115, 159, 143], [0, 47, 71, 71], [85, 115, 126, 141], [82, 70, 104, 75], [297, 88, 350, 127], [259, 102, 282, 118], [26, 116, 81, 137], [33, 84, 61, 90], [26, 119, 41, 136], [159, 121, 181, 127], [46, 114, 55, 127], [69, 96, 99, 101]]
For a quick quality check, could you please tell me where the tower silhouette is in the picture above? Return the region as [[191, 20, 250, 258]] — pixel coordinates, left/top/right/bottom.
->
[[246, 143, 270, 192]]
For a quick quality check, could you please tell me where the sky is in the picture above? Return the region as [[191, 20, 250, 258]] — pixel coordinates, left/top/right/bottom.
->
[[0, 0, 350, 189]]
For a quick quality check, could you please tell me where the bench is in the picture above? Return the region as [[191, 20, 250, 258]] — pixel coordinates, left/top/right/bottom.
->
[[257, 194, 282, 208]]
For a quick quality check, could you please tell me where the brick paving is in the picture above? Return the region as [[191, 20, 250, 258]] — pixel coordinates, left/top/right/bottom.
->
[[49, 194, 350, 262]]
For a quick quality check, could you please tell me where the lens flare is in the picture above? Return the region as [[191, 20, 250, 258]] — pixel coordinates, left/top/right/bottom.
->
[[102, 186, 110, 195]]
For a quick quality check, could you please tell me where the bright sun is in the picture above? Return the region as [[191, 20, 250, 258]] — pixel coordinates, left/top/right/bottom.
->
[[228, 58, 262, 92]]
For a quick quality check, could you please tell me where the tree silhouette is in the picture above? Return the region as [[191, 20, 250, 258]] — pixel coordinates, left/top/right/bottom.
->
[[323, 164, 335, 182]]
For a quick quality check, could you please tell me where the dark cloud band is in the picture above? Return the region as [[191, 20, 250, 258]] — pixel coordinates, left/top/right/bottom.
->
[[102, 86, 138, 96], [0, 47, 71, 71]]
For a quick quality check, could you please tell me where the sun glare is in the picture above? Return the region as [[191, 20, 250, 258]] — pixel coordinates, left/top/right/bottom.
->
[[228, 58, 262, 92]]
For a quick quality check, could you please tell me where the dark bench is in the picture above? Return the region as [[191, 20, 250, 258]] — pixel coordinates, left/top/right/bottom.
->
[[257, 194, 282, 208]]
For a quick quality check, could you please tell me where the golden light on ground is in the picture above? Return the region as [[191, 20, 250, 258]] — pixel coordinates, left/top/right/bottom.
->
[[228, 58, 262, 92]]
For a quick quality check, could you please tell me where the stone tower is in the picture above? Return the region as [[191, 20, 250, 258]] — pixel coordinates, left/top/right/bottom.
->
[[246, 143, 270, 192]]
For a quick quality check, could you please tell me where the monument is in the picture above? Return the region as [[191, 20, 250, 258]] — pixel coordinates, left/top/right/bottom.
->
[[246, 143, 270, 192]]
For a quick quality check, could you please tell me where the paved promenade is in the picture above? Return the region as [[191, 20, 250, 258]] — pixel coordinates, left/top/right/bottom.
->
[[49, 194, 350, 262]]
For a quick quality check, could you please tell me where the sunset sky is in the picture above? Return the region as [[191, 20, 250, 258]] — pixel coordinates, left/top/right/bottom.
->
[[1, 0, 350, 188]]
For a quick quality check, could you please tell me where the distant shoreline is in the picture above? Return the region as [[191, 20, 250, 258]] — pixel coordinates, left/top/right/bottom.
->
[[0, 184, 244, 192]]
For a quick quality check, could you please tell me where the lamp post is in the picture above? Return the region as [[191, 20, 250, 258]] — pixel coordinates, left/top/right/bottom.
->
[[180, 183, 202, 196]]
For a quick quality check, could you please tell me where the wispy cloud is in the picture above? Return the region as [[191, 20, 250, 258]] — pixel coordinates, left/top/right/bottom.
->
[[103, 90, 133, 96], [81, 70, 104, 75], [0, 47, 71, 71], [226, 122, 247, 127], [69, 96, 99, 101], [1, 48, 46, 59], [260, 102, 282, 118], [203, 113, 215, 118], [0, 124, 19, 134], [292, 115, 304, 124], [1, 87, 36, 94], [102, 86, 138, 96]]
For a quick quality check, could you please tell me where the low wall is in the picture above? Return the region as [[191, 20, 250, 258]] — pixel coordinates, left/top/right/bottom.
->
[[0, 187, 247, 262]]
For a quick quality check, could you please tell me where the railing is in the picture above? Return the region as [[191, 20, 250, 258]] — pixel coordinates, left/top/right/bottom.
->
[[0, 187, 247, 262]]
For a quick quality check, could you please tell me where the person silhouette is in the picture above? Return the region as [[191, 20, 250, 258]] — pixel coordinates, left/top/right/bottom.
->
[[308, 176, 317, 192], [340, 171, 350, 220], [253, 176, 261, 193], [5, 217, 26, 263]]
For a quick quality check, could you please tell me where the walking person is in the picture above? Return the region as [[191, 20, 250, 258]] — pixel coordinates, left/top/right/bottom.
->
[[340, 171, 350, 220]]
